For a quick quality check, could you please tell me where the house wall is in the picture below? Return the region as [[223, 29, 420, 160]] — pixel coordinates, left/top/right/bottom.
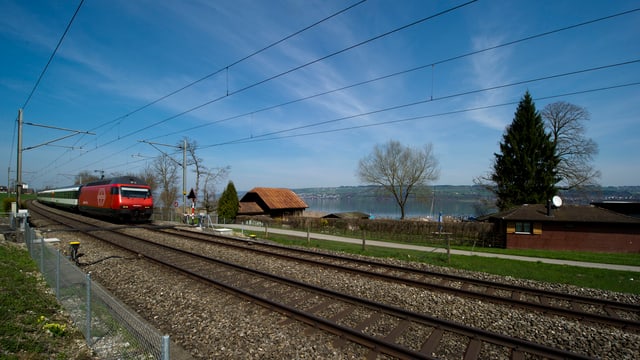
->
[[506, 222, 640, 253]]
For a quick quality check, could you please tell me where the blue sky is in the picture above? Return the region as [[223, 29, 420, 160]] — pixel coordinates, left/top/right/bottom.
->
[[1, 0, 639, 193]]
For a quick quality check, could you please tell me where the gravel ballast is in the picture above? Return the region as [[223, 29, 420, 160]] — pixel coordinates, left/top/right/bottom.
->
[[39, 224, 640, 359]]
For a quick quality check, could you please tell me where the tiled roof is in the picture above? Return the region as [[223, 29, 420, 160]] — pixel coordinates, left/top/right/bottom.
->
[[488, 204, 640, 224], [238, 202, 264, 214], [244, 187, 308, 210]]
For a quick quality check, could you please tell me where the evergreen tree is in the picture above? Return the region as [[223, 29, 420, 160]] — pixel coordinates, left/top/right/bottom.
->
[[217, 181, 239, 221], [492, 91, 560, 210]]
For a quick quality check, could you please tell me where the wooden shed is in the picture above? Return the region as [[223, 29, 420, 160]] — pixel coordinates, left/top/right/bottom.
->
[[483, 204, 640, 253], [238, 187, 308, 218]]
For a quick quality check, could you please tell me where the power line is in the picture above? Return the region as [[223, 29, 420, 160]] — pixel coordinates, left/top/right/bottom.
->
[[105, 0, 478, 142], [145, 6, 640, 142], [21, 0, 85, 110], [60, 80, 640, 177], [215, 82, 640, 146], [84, 0, 369, 134], [69, 63, 640, 175], [202, 61, 639, 148], [63, 0, 478, 160], [29, 5, 640, 178], [60, 0, 370, 163]]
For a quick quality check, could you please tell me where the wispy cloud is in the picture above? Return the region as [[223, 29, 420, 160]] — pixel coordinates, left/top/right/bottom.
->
[[465, 35, 513, 131]]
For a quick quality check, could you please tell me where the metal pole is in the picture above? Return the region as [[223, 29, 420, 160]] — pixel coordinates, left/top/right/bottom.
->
[[162, 335, 170, 360], [183, 139, 187, 216], [86, 273, 92, 345], [16, 109, 23, 209], [56, 249, 60, 299], [40, 234, 44, 271]]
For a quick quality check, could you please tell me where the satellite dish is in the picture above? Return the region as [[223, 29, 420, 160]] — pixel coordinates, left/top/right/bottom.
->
[[552, 195, 563, 208]]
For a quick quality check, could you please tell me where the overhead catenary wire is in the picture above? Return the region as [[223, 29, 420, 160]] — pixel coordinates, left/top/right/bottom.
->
[[79, 0, 479, 148], [9, 0, 84, 185], [61, 67, 639, 177], [62, 80, 640, 177], [48, 0, 479, 175], [26, 4, 640, 180], [211, 82, 640, 146], [58, 0, 369, 165], [146, 7, 640, 142], [21, 0, 85, 110], [39, 47, 640, 180], [81, 0, 369, 135], [203, 61, 640, 148]]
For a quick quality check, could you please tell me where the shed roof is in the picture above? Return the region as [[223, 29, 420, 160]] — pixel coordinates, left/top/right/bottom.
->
[[242, 187, 308, 210], [238, 202, 264, 214], [486, 204, 640, 224]]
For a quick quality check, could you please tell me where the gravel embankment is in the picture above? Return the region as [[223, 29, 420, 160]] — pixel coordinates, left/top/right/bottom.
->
[[43, 226, 640, 359]]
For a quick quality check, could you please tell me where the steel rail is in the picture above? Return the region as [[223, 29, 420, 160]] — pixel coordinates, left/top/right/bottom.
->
[[160, 227, 640, 331]]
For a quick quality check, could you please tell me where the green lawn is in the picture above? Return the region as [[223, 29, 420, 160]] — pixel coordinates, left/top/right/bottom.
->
[[0, 242, 91, 359], [252, 232, 640, 294]]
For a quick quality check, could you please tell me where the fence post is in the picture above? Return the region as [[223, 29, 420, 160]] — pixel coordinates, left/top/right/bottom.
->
[[362, 229, 366, 251], [162, 335, 170, 360], [447, 234, 451, 264], [86, 273, 92, 345], [25, 224, 31, 255], [56, 249, 60, 299], [39, 233, 44, 271]]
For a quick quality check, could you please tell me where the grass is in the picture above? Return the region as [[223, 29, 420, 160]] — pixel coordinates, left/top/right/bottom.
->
[[448, 243, 640, 266], [248, 231, 640, 295], [0, 241, 92, 360]]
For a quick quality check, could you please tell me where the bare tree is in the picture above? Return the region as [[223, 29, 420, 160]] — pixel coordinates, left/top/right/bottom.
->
[[357, 140, 439, 219], [152, 153, 179, 217], [74, 170, 101, 184], [542, 101, 600, 190], [181, 137, 204, 202], [140, 164, 158, 195], [201, 166, 230, 213]]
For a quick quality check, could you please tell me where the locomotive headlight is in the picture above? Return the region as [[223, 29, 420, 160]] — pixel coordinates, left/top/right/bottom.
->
[[121, 205, 129, 209]]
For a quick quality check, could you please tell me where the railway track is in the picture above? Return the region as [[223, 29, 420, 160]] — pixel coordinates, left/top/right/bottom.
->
[[158, 227, 640, 332], [29, 203, 606, 359]]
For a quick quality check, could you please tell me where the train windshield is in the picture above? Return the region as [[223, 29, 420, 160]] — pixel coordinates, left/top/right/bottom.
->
[[120, 187, 151, 199]]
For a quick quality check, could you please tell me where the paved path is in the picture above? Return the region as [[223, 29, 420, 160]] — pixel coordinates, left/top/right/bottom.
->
[[218, 224, 640, 273]]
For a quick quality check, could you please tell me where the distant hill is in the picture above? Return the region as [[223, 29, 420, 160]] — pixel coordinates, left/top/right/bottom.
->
[[292, 185, 640, 205]]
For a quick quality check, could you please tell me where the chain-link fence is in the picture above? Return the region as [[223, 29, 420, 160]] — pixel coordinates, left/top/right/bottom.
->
[[23, 222, 171, 360]]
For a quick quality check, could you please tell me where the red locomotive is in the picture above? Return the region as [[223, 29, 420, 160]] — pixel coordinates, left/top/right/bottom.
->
[[78, 176, 153, 222]]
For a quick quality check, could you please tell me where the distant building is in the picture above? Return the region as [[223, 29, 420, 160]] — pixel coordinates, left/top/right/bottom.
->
[[482, 204, 640, 253], [0, 185, 7, 193], [238, 187, 308, 218]]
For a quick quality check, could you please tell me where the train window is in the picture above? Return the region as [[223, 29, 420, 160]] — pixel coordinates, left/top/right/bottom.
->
[[121, 187, 151, 198], [111, 187, 119, 195]]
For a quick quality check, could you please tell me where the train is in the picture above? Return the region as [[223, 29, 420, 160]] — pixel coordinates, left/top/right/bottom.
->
[[37, 176, 153, 222]]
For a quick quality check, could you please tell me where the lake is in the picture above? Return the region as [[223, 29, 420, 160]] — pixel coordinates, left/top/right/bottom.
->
[[303, 196, 493, 220]]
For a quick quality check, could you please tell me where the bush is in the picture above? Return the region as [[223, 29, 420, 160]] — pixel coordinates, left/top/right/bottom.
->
[[240, 215, 501, 248], [2, 197, 16, 213]]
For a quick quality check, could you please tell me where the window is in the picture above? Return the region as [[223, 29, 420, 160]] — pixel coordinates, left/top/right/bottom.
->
[[121, 187, 151, 199], [515, 222, 532, 234]]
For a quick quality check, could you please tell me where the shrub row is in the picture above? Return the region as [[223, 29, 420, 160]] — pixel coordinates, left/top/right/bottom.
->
[[238, 215, 503, 248]]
